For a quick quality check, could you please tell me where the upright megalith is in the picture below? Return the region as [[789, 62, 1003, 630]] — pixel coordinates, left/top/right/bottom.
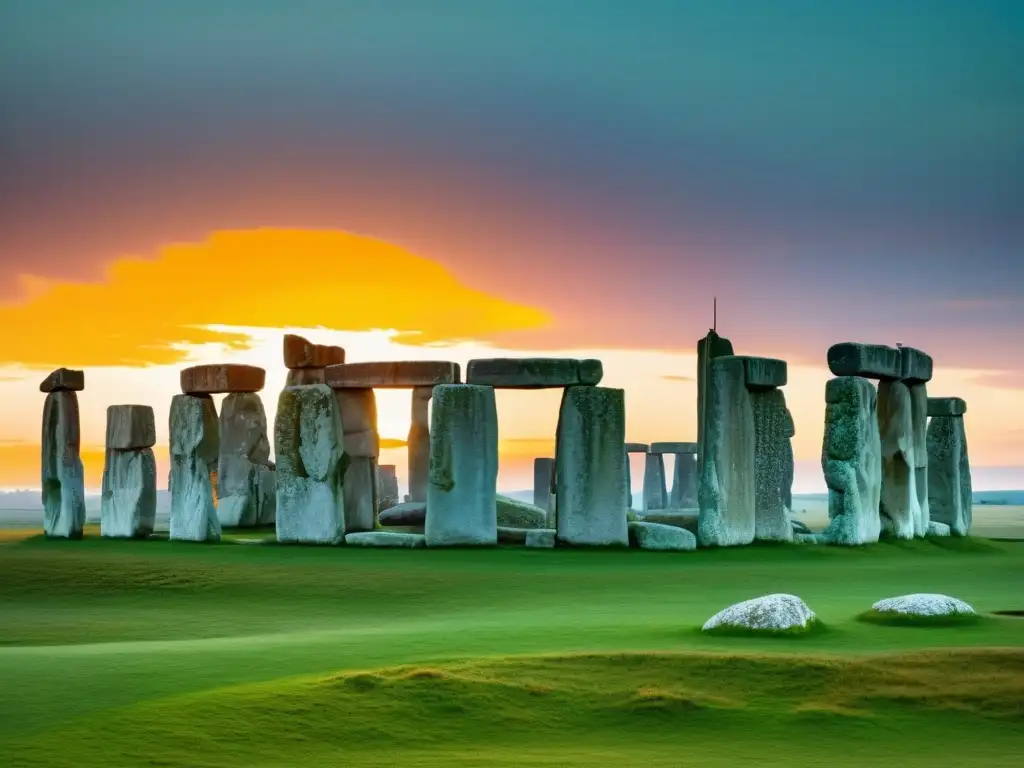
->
[[334, 387, 379, 533], [425, 384, 498, 546], [533, 457, 555, 513], [275, 385, 347, 544], [622, 443, 648, 510], [407, 386, 432, 503], [820, 377, 882, 545], [750, 388, 793, 541], [782, 407, 795, 511], [642, 453, 667, 512], [697, 331, 734, 472], [169, 394, 221, 542], [377, 464, 400, 512], [555, 386, 628, 546], [217, 392, 274, 528], [283, 335, 345, 387], [909, 381, 930, 536], [878, 380, 921, 539], [40, 368, 86, 539], [927, 397, 972, 536], [651, 442, 699, 509], [101, 405, 157, 538]]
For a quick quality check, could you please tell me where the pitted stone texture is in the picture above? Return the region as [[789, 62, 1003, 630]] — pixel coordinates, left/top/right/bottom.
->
[[698, 356, 755, 547], [256, 465, 276, 525], [827, 343, 902, 380], [326, 361, 459, 389], [40, 368, 84, 393], [274, 385, 346, 544], [533, 457, 555, 512], [927, 415, 972, 536], [642, 453, 667, 512], [217, 393, 272, 528], [751, 388, 792, 541], [733, 356, 787, 390], [283, 334, 346, 369], [497, 494, 548, 529], [821, 377, 882, 545], [106, 404, 156, 450], [624, 443, 649, 453], [702, 594, 817, 632], [100, 448, 157, 538], [899, 347, 933, 384], [650, 441, 698, 454], [408, 386, 431, 503], [425, 385, 498, 547], [286, 368, 327, 386], [377, 464, 400, 512], [525, 529, 556, 548], [697, 331, 734, 469], [41, 391, 86, 539], [345, 531, 425, 548], [669, 451, 698, 508], [871, 593, 975, 617], [927, 521, 951, 537], [169, 394, 221, 542], [628, 521, 697, 551], [928, 397, 967, 417], [909, 383, 930, 537], [466, 357, 603, 388], [378, 501, 427, 527], [343, 456, 377, 533], [877, 380, 921, 539], [181, 364, 265, 394], [555, 386, 628, 547]]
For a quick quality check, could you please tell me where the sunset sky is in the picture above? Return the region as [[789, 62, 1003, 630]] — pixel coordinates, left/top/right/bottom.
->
[[1, 1, 1022, 494]]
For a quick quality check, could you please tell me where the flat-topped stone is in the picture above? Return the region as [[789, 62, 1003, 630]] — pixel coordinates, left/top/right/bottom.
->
[[827, 342, 901, 380], [650, 441, 698, 454], [624, 442, 649, 453], [899, 347, 933, 383], [325, 361, 459, 388], [40, 368, 84, 393], [466, 357, 603, 388], [344, 531, 425, 548], [628, 521, 697, 551], [378, 501, 427, 527], [106, 405, 157, 450], [928, 397, 967, 417], [283, 334, 346, 369], [181, 364, 265, 394], [732, 356, 788, 390]]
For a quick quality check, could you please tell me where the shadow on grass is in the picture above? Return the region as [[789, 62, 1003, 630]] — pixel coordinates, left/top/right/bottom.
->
[[695, 619, 829, 639], [856, 610, 984, 628]]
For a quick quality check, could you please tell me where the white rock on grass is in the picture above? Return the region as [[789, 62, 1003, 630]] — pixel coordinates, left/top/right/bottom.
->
[[344, 531, 425, 548], [702, 594, 817, 632], [871, 593, 975, 617], [628, 521, 696, 551], [926, 520, 951, 537]]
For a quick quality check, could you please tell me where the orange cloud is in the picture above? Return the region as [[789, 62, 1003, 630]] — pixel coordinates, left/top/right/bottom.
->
[[0, 229, 549, 368]]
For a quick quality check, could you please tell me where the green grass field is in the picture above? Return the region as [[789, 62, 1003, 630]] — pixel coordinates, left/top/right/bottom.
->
[[2, 535, 1023, 766]]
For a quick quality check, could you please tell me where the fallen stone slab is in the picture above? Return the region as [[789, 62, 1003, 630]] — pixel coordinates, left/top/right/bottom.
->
[[344, 531, 426, 548], [628, 521, 696, 551], [624, 442, 649, 453], [106, 404, 156, 450], [41, 391, 86, 539], [325, 361, 459, 388], [465, 357, 603, 388], [39, 368, 84, 393], [732, 356, 788, 390], [927, 397, 967, 417], [827, 342, 902, 380], [899, 347, 933, 384], [181, 364, 266, 394], [168, 394, 221, 542], [498, 526, 530, 544], [283, 334, 346, 369], [100, 448, 157, 538], [378, 501, 427, 527], [702, 594, 818, 633], [525, 529, 556, 548], [497, 494, 548, 529], [927, 520, 951, 537], [637, 511, 699, 533], [870, 593, 975, 618], [650, 441, 698, 454]]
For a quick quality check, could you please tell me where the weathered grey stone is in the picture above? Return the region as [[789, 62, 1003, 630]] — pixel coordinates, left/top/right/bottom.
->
[[497, 494, 548, 529], [751, 388, 792, 541], [286, 368, 327, 386], [100, 448, 157, 538], [555, 386, 628, 546], [217, 393, 272, 528], [525, 529, 556, 548], [637, 511, 699, 533], [697, 331, 734, 472], [698, 356, 755, 547], [41, 391, 85, 539], [344, 531, 425, 548], [927, 415, 972, 536], [791, 519, 811, 535], [909, 382, 930, 536], [256, 464, 276, 525], [343, 429, 379, 459], [782, 428, 794, 511], [274, 385, 346, 544], [326, 361, 459, 388], [181, 364, 265, 394], [465, 357, 603, 388], [702, 594, 817, 632], [821, 377, 881, 545], [106, 404, 156, 450], [378, 501, 427, 527], [39, 368, 84, 393], [168, 394, 221, 542], [877, 380, 920, 539], [343, 456, 377, 533], [650, 441, 699, 454], [669, 452, 698, 508], [498, 526, 530, 544], [425, 384, 498, 546], [283, 334, 346, 369], [377, 464, 400, 512], [533, 457, 555, 513], [407, 386, 431, 502], [642, 453, 667, 512], [734, 356, 788, 390], [628, 521, 697, 551], [928, 397, 968, 417], [335, 388, 379, 458], [927, 520, 951, 537], [871, 593, 974, 617], [827, 343, 902, 380], [782, 408, 795, 438], [899, 347, 933, 384]]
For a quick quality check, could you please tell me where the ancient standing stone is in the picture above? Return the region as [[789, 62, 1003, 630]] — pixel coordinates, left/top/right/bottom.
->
[[698, 356, 755, 547], [909, 382, 929, 536], [782, 408, 795, 511], [877, 380, 920, 539], [669, 452, 698, 508], [697, 331, 734, 473], [168, 394, 221, 542], [821, 377, 881, 545], [283, 334, 346, 368], [344, 456, 377, 533], [41, 390, 86, 539], [751, 388, 792, 541], [377, 464, 400, 512], [106, 404, 157, 450], [407, 386, 432, 503], [275, 385, 347, 544], [217, 393, 273, 528], [642, 453, 667, 512], [334, 388, 378, 530], [425, 384, 498, 546], [101, 404, 157, 538], [533, 457, 555, 513], [555, 386, 628, 546], [256, 464, 277, 525], [927, 402, 972, 536]]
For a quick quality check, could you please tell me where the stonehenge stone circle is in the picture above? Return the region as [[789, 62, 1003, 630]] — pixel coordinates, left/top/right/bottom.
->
[[652, 442, 699, 509], [926, 397, 972, 536], [533, 457, 555, 513], [555, 386, 628, 546], [425, 384, 499, 546], [466, 357, 603, 388], [101, 404, 157, 538], [168, 394, 221, 542], [217, 392, 274, 528], [642, 452, 667, 512], [274, 385, 347, 544], [181, 364, 266, 395], [40, 369, 86, 539]]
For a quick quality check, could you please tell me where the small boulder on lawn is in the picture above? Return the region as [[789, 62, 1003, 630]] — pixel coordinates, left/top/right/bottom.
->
[[628, 521, 696, 551], [702, 594, 818, 634]]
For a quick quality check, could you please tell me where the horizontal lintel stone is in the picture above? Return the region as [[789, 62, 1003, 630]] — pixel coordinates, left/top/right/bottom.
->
[[717, 355, 787, 390], [325, 361, 460, 389], [40, 368, 84, 393], [181, 364, 266, 394], [624, 442, 649, 453], [465, 357, 603, 388], [827, 342, 901, 380], [927, 397, 967, 417], [283, 334, 346, 369], [650, 441, 699, 454], [899, 346, 933, 383]]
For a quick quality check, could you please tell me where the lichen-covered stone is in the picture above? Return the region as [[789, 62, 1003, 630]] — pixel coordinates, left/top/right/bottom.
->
[[168, 394, 221, 542], [533, 457, 555, 513], [496, 494, 548, 529], [181, 364, 266, 394], [425, 385, 498, 546], [782, 424, 794, 512], [256, 464, 276, 525], [927, 415, 972, 536], [407, 386, 431, 502], [343, 456, 377, 533], [283, 334, 345, 369], [820, 377, 881, 545], [909, 382, 929, 536], [871, 593, 975, 617], [698, 356, 755, 547], [702, 594, 817, 632], [41, 391, 86, 539], [751, 388, 792, 541], [927, 397, 967, 417], [525, 529, 556, 548], [100, 448, 157, 538], [465, 357, 603, 388], [669, 451, 698, 508], [899, 347, 933, 384], [377, 464, 400, 512], [642, 452, 667, 512], [877, 380, 920, 539], [40, 367, 85, 393], [326, 361, 459, 388], [378, 501, 427, 527], [555, 386, 628, 546], [733, 356, 787, 390], [650, 441, 699, 454], [827, 343, 901, 380], [628, 521, 696, 551], [344, 531, 426, 547], [217, 393, 272, 528], [274, 385, 346, 544]]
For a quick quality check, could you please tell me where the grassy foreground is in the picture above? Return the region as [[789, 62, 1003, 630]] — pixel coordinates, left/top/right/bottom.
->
[[1, 535, 1023, 766]]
